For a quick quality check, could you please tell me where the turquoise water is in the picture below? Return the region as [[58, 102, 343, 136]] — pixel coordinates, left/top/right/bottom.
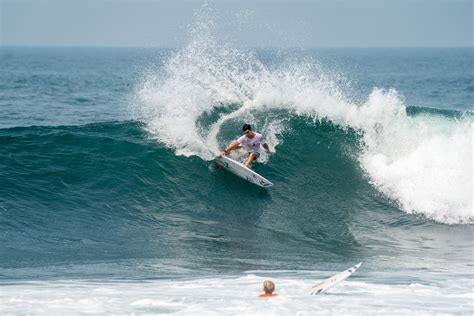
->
[[0, 43, 472, 313]]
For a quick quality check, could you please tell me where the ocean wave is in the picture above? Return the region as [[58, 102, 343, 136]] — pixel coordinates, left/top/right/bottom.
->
[[131, 10, 472, 224]]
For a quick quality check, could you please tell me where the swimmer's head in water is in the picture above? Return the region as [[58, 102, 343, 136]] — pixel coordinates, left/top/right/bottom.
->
[[263, 280, 275, 294]]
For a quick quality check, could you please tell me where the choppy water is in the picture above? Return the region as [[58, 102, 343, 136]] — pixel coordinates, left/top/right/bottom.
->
[[0, 16, 473, 315]]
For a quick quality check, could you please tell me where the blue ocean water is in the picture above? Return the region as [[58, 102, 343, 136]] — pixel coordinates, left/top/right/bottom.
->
[[0, 42, 472, 313]]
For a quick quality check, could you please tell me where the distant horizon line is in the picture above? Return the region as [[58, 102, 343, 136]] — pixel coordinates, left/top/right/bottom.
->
[[1, 44, 472, 49]]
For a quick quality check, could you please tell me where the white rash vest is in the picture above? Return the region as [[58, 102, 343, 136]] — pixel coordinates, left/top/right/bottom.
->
[[238, 132, 266, 154]]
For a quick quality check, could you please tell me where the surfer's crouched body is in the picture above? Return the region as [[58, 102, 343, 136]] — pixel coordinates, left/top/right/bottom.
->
[[259, 280, 277, 297], [220, 124, 270, 168]]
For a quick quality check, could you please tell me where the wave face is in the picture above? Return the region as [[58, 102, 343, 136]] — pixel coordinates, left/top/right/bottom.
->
[[1, 120, 472, 277], [132, 12, 473, 225]]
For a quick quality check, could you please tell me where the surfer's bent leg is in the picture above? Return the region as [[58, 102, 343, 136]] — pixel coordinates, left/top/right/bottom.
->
[[244, 152, 258, 168]]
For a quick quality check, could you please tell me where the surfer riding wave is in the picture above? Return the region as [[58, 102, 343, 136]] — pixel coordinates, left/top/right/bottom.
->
[[220, 124, 270, 168]]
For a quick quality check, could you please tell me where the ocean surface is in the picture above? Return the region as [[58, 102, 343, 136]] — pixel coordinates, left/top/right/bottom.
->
[[1, 32, 473, 314]]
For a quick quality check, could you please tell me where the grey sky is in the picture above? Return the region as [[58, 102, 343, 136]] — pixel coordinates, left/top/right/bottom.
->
[[1, 0, 472, 48]]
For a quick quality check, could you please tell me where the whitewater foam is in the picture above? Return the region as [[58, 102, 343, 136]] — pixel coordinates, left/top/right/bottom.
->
[[1, 272, 472, 315], [132, 9, 473, 224], [360, 106, 473, 224]]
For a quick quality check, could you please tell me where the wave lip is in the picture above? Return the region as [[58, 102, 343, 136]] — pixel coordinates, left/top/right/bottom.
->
[[354, 89, 473, 224], [361, 116, 473, 224]]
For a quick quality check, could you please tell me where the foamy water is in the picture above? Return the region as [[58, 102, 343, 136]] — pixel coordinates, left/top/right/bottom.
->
[[1, 272, 472, 315]]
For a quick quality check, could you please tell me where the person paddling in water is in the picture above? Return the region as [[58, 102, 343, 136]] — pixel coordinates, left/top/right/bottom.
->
[[220, 124, 270, 168], [259, 280, 278, 297]]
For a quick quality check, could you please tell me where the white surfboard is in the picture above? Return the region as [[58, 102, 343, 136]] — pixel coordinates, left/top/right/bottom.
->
[[306, 262, 362, 295], [215, 155, 273, 188]]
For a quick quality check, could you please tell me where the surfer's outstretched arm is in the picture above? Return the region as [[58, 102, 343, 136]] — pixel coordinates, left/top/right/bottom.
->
[[220, 140, 241, 156]]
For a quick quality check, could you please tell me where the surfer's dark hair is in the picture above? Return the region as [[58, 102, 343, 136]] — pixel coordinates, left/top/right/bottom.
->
[[242, 124, 252, 132]]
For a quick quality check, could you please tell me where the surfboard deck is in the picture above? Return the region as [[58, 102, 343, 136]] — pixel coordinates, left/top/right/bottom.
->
[[215, 155, 273, 188], [306, 262, 362, 295]]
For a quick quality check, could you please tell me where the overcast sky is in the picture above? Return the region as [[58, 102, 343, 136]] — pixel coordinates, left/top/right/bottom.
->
[[1, 0, 472, 48]]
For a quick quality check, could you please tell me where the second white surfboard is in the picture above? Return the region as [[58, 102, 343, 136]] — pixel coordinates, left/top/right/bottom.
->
[[306, 262, 362, 295]]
